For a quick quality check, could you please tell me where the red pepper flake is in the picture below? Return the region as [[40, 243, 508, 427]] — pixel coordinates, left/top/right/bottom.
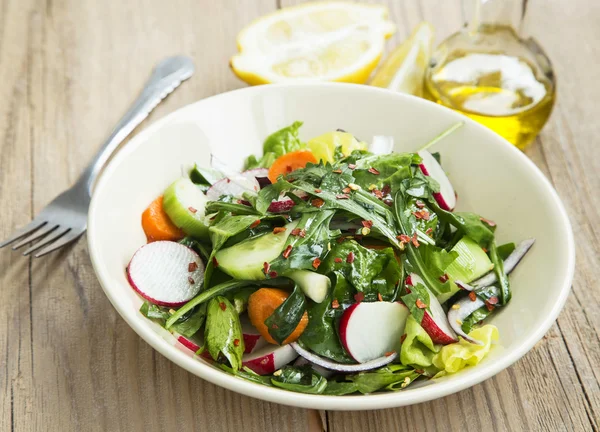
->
[[188, 277, 195, 285], [331, 299, 340, 309], [415, 200, 425, 209], [286, 165, 293, 173], [373, 189, 383, 199], [314, 188, 322, 193], [383, 199, 393, 206], [480, 217, 496, 227], [482, 247, 488, 253], [416, 298, 427, 309], [397, 234, 411, 244], [209, 215, 216, 221], [312, 257, 321, 269], [236, 199, 243, 204], [282, 245, 293, 259], [188, 262, 199, 272], [354, 292, 365, 303], [415, 369, 424, 374], [212, 257, 219, 267], [188, 206, 198, 214], [298, 229, 306, 238], [469, 291, 477, 302], [272, 323, 279, 329], [332, 169, 342, 174], [405, 275, 413, 286], [290, 228, 301, 236], [250, 219, 261, 229], [342, 187, 351, 194], [485, 302, 495, 312], [337, 236, 346, 243], [377, 293, 383, 302], [361, 220, 373, 228], [269, 271, 278, 278], [381, 184, 391, 196], [233, 339, 240, 347], [219, 302, 226, 311], [400, 334, 407, 344], [334, 257, 343, 263], [272, 227, 286, 234], [487, 296, 499, 305], [439, 273, 449, 283], [263, 262, 270, 274], [311, 198, 325, 208], [425, 227, 433, 236], [348, 163, 356, 170], [368, 167, 380, 175], [226, 178, 231, 183], [336, 194, 350, 200], [384, 351, 395, 357], [346, 251, 355, 263], [412, 210, 430, 220], [411, 233, 420, 248]]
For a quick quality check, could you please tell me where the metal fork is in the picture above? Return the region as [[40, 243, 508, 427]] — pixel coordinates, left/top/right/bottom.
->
[[0, 56, 195, 257]]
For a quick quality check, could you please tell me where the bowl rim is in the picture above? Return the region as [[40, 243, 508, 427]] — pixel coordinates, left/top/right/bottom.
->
[[88, 82, 575, 410]]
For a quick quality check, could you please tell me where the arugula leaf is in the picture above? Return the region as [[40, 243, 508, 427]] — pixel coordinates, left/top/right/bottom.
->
[[347, 364, 421, 393], [489, 241, 511, 305], [245, 121, 305, 169], [497, 242, 516, 261], [271, 365, 327, 394], [140, 302, 207, 338], [205, 296, 245, 371], [265, 284, 307, 344], [401, 279, 431, 324], [352, 153, 418, 191], [429, 201, 494, 247], [179, 237, 211, 262], [205, 200, 260, 216], [166, 280, 254, 328], [218, 364, 273, 386], [209, 215, 259, 250], [461, 307, 493, 333]]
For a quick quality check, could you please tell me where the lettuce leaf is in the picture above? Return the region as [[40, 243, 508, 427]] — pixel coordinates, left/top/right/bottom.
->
[[245, 121, 305, 169], [432, 325, 499, 377], [400, 315, 440, 367]]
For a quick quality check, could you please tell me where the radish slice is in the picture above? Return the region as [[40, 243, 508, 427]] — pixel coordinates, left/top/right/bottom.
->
[[339, 301, 409, 363], [407, 274, 458, 345], [242, 344, 298, 375], [418, 150, 456, 211], [369, 135, 394, 155], [243, 168, 270, 189], [206, 172, 261, 201], [127, 241, 204, 307], [471, 239, 535, 288], [175, 332, 202, 352], [290, 342, 398, 372], [240, 314, 267, 354]]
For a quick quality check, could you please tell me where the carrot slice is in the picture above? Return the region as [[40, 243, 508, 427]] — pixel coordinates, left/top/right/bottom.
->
[[141, 196, 185, 242], [248, 288, 308, 345], [268, 150, 317, 183]]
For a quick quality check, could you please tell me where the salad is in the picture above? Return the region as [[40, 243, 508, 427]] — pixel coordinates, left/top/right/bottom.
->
[[126, 121, 534, 395]]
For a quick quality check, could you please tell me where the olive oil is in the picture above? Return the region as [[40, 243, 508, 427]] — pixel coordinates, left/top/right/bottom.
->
[[424, 23, 555, 150]]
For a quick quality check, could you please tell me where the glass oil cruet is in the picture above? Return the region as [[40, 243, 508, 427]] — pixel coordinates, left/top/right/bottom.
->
[[423, 0, 556, 150]]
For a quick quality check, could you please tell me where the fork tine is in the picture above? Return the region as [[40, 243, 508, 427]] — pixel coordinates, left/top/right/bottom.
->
[[0, 221, 46, 248], [22, 227, 70, 256], [34, 230, 84, 258], [11, 224, 57, 250]]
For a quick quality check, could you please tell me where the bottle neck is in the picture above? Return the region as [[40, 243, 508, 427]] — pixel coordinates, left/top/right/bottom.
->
[[463, 0, 526, 35]]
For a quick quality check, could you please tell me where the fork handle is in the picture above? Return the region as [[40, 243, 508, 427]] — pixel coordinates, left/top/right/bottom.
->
[[78, 56, 195, 196]]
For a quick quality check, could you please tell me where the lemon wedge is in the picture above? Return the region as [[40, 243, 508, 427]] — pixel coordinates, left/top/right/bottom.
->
[[231, 2, 396, 85], [370, 22, 434, 96], [308, 131, 367, 163]]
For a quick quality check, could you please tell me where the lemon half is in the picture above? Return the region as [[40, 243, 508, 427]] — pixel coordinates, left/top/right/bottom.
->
[[231, 2, 396, 85]]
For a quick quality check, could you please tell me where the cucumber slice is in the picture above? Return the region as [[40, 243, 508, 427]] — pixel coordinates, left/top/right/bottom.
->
[[215, 221, 298, 280], [286, 270, 331, 303], [163, 178, 210, 239], [437, 237, 494, 304]]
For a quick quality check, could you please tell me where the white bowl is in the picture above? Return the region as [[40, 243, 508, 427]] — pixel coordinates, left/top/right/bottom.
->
[[88, 83, 574, 410]]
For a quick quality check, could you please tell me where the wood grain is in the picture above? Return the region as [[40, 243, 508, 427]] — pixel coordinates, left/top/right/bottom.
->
[[0, 0, 598, 431]]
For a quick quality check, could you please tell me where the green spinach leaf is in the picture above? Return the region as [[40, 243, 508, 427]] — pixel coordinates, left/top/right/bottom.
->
[[271, 365, 327, 394], [265, 284, 307, 344], [205, 296, 245, 371], [489, 241, 511, 304]]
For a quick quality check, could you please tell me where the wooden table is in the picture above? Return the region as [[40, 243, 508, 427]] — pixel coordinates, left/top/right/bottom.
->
[[1, 0, 598, 430]]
